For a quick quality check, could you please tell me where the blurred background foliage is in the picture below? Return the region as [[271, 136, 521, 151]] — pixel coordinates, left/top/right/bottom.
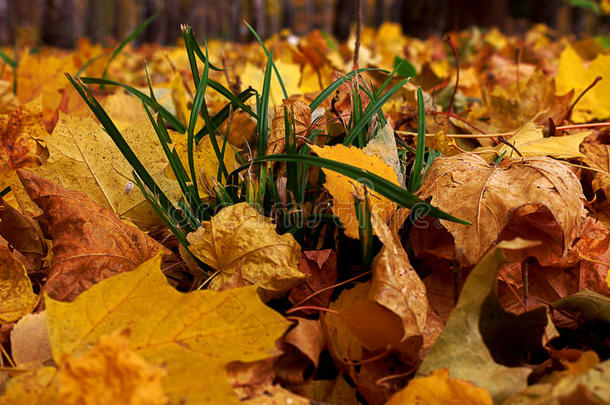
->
[[1, 0, 610, 48]]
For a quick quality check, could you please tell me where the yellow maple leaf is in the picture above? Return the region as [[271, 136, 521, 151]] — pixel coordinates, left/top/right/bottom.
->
[[556, 44, 610, 122], [0, 246, 39, 323], [489, 122, 589, 160], [58, 331, 167, 405], [187, 202, 304, 293], [45, 253, 290, 405], [27, 113, 181, 229], [309, 144, 399, 239], [386, 368, 493, 405], [0, 80, 19, 114]]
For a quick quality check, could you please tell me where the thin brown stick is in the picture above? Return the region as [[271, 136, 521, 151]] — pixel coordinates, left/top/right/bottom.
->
[[352, 0, 362, 70], [566, 76, 602, 121]]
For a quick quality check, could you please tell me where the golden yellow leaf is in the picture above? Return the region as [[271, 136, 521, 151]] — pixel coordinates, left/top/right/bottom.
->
[[46, 253, 290, 404], [386, 369, 493, 405], [487, 122, 589, 160], [101, 92, 149, 131], [0, 367, 58, 405], [309, 144, 399, 239], [187, 202, 304, 293], [0, 246, 38, 324], [29, 113, 180, 229], [58, 331, 168, 405], [556, 44, 610, 122], [604, 0, 610, 14]]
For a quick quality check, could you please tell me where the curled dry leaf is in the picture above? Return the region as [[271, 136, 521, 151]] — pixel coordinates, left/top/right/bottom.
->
[[17, 169, 165, 301], [324, 212, 431, 360], [0, 246, 38, 324], [58, 331, 168, 405], [187, 202, 304, 294], [45, 253, 290, 405], [0, 198, 47, 272], [310, 144, 399, 239], [416, 153, 586, 266], [387, 368, 493, 405], [276, 317, 325, 384]]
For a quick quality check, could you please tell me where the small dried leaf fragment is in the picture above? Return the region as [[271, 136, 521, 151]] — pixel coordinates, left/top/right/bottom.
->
[[58, 331, 168, 405], [417, 153, 585, 266], [17, 170, 165, 301], [0, 80, 19, 114], [46, 253, 290, 404], [0, 246, 38, 323], [387, 368, 493, 405], [187, 202, 304, 293], [310, 144, 399, 239]]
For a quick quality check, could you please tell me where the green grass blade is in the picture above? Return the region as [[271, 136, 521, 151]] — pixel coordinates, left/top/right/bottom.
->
[[80, 77, 186, 133], [344, 78, 409, 146], [354, 191, 373, 270], [208, 80, 256, 117], [0, 49, 17, 69], [182, 24, 201, 89], [101, 11, 159, 82], [230, 153, 470, 225], [257, 51, 274, 157], [408, 87, 426, 192], [244, 21, 288, 100], [309, 68, 390, 111], [184, 25, 224, 71], [0, 186, 10, 198]]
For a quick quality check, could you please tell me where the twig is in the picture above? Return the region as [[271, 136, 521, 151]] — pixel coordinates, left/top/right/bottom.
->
[[352, 0, 362, 70], [566, 76, 602, 122]]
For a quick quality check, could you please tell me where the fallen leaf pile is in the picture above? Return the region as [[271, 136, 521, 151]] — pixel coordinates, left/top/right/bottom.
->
[[3, 20, 610, 404]]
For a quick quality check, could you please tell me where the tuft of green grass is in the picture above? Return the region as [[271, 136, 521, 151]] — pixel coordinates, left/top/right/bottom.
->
[[69, 22, 469, 257]]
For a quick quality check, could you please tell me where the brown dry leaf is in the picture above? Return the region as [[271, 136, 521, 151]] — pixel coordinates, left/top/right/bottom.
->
[[276, 317, 325, 384], [417, 153, 585, 266], [387, 368, 493, 405], [310, 144, 399, 239], [288, 249, 338, 311], [11, 311, 53, 367], [17, 170, 165, 301], [0, 198, 47, 272], [0, 246, 39, 323], [227, 358, 275, 400], [266, 98, 311, 156], [187, 202, 304, 294], [45, 253, 290, 404], [58, 331, 168, 405]]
